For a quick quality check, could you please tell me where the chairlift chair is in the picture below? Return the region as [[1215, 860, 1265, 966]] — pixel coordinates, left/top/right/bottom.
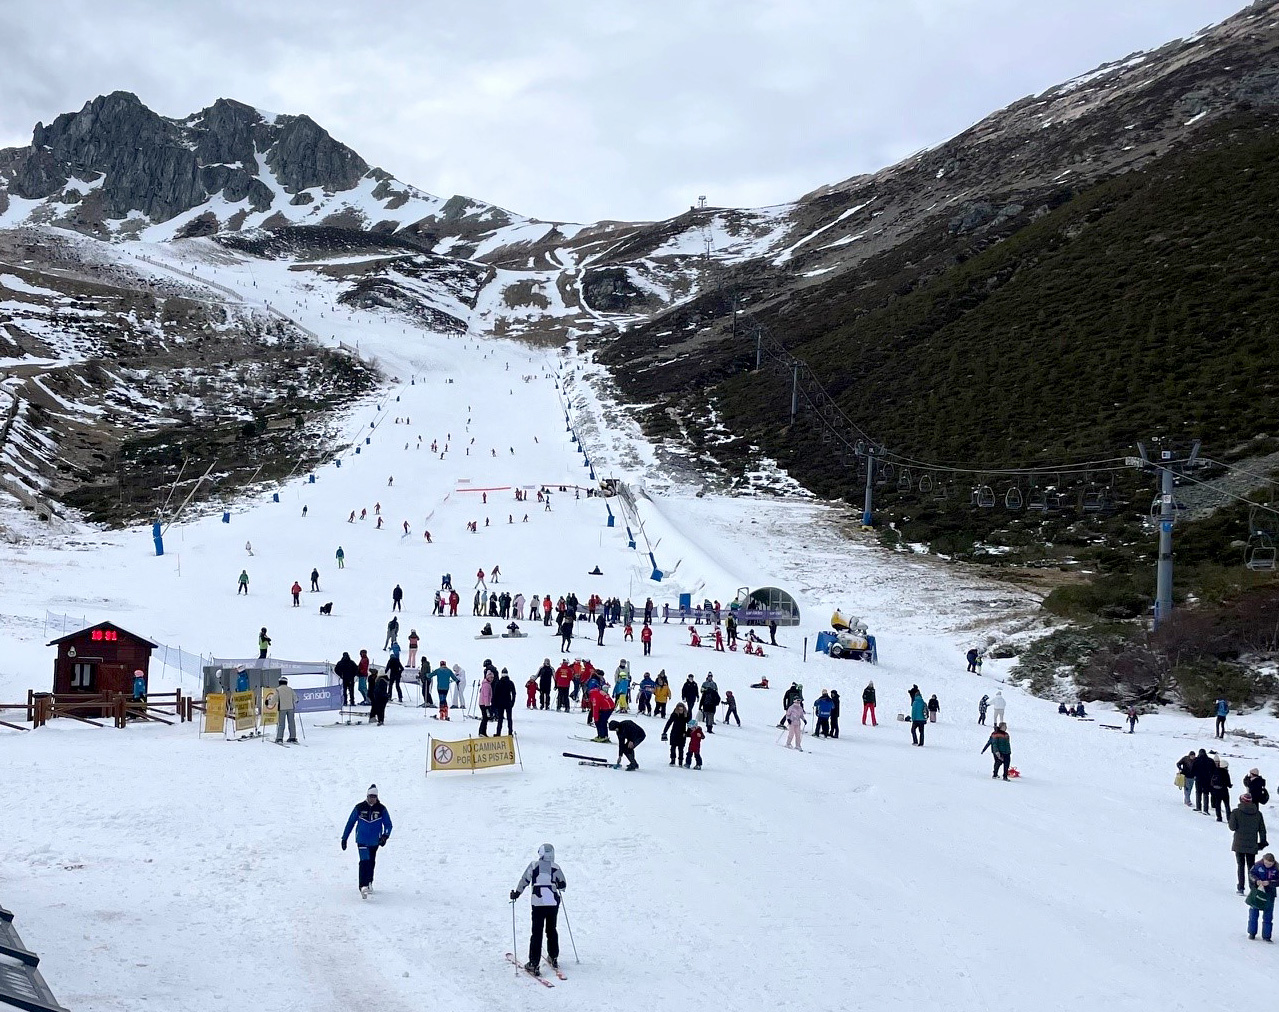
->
[[973, 484, 996, 508], [897, 468, 914, 493], [1246, 533, 1277, 572], [1027, 483, 1047, 511], [918, 474, 934, 494], [1004, 486, 1024, 510]]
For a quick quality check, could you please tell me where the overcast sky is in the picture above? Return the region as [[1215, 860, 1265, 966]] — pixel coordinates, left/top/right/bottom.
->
[[0, 0, 1248, 222]]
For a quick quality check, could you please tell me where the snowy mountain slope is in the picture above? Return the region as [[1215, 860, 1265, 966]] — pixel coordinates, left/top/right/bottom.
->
[[1, 292, 1276, 1012]]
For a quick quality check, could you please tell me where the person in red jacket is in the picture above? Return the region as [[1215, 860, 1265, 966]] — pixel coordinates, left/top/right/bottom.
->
[[525, 677, 538, 708], [641, 623, 653, 656], [588, 685, 615, 742], [449, 590, 460, 616], [554, 662, 573, 712], [543, 595, 553, 626], [685, 719, 706, 769], [291, 581, 302, 607]]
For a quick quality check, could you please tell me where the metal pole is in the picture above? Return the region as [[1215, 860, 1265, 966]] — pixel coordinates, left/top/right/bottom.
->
[[1154, 464, 1175, 629], [560, 898, 581, 963], [790, 364, 799, 422], [754, 327, 761, 371], [862, 449, 875, 527]]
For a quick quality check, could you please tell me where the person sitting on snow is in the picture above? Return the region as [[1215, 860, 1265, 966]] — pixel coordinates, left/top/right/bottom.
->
[[481, 622, 494, 637]]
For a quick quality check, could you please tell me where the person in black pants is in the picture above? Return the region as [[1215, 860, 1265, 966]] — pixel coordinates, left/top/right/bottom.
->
[[662, 704, 690, 766], [368, 671, 391, 725], [1211, 761, 1234, 822], [829, 690, 840, 738], [510, 844, 567, 975], [610, 718, 646, 770], [385, 653, 404, 703], [723, 690, 741, 726], [334, 651, 358, 707], [537, 659, 553, 710], [1191, 749, 1217, 814], [494, 669, 516, 735]]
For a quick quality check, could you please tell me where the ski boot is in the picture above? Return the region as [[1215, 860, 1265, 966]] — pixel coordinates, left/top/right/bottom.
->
[[524, 961, 541, 975], [360, 886, 369, 899]]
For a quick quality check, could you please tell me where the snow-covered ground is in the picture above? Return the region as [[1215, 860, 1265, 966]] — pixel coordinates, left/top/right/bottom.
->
[[2, 258, 1277, 1011]]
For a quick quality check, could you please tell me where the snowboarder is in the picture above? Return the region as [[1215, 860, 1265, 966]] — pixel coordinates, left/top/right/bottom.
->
[[1246, 853, 1278, 941], [910, 690, 927, 746], [258, 627, 271, 659], [609, 718, 646, 770], [237, 570, 250, 595], [981, 723, 1012, 779], [1229, 794, 1269, 895], [978, 694, 989, 725], [274, 676, 298, 743], [927, 694, 940, 723], [783, 698, 806, 750], [509, 844, 567, 975], [341, 785, 392, 898], [814, 690, 834, 737], [862, 681, 877, 726], [310, 568, 320, 592], [685, 719, 705, 768], [991, 691, 1006, 727]]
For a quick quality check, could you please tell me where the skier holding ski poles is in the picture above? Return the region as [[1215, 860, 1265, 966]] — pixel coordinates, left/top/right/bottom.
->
[[510, 844, 567, 976]]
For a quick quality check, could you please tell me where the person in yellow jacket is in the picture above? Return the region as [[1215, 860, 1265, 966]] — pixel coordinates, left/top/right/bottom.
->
[[653, 671, 672, 717]]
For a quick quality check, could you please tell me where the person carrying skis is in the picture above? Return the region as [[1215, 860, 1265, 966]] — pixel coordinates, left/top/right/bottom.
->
[[341, 785, 392, 899], [291, 581, 302, 607], [861, 681, 877, 726], [685, 718, 706, 768], [335, 651, 358, 706], [681, 674, 699, 714], [609, 718, 646, 770], [238, 570, 250, 595], [910, 690, 928, 746], [1229, 793, 1269, 895], [982, 723, 1012, 779], [510, 844, 567, 975], [662, 702, 691, 765], [783, 698, 806, 750], [927, 694, 940, 724], [978, 694, 989, 726], [814, 690, 834, 737]]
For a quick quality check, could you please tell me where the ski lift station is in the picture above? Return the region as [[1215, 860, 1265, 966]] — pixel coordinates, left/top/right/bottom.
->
[[733, 586, 802, 626]]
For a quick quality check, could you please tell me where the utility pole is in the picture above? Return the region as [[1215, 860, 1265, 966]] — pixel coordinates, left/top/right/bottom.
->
[[754, 325, 761, 372], [1136, 440, 1200, 630], [861, 445, 881, 528], [790, 363, 800, 423]]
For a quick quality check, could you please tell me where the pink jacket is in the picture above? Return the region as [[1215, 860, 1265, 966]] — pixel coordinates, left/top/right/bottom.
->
[[785, 701, 806, 727], [480, 673, 494, 706]]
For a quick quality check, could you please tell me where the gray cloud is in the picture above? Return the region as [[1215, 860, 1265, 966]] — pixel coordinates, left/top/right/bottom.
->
[[0, 0, 1247, 222]]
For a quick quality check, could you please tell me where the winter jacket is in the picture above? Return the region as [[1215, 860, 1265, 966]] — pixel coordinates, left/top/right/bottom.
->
[[1210, 766, 1234, 797], [433, 665, 455, 695], [1244, 773, 1270, 806], [699, 686, 721, 711], [1190, 753, 1217, 787], [654, 682, 671, 703], [910, 695, 928, 722], [538, 663, 554, 691], [335, 654, 359, 682], [370, 677, 390, 705], [663, 709, 690, 743], [613, 719, 646, 746], [927, 696, 940, 714], [641, 625, 652, 643], [862, 685, 876, 705], [554, 664, 572, 689], [342, 800, 392, 848], [386, 655, 404, 679], [639, 676, 656, 697], [1176, 755, 1196, 778], [687, 725, 705, 754], [1229, 802, 1268, 853], [830, 691, 840, 717], [275, 684, 298, 711], [479, 674, 494, 707], [514, 844, 566, 907], [982, 730, 1011, 757], [785, 701, 806, 727], [494, 676, 517, 709], [1216, 699, 1229, 717], [814, 695, 834, 718], [681, 680, 699, 707], [588, 687, 615, 721], [1250, 860, 1279, 908], [991, 693, 1006, 712], [783, 685, 801, 708]]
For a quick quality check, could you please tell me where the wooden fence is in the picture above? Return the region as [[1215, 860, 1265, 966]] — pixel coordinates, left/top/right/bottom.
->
[[23, 689, 191, 729]]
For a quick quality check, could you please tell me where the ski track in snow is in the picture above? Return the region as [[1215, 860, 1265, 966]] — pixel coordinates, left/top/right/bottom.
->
[[0, 240, 1276, 1011]]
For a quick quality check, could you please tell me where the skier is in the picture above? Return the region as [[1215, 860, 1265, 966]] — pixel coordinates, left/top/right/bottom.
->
[[609, 718, 646, 770], [814, 690, 834, 737], [862, 681, 877, 725], [637, 672, 656, 716], [910, 689, 927, 746], [335, 651, 358, 707], [407, 630, 419, 669], [310, 568, 320, 592], [433, 661, 456, 719], [928, 694, 940, 723], [494, 669, 516, 735], [981, 723, 1012, 779], [291, 580, 302, 607], [452, 663, 468, 711], [723, 689, 740, 726], [1229, 793, 1269, 895], [685, 718, 705, 769], [392, 584, 403, 612], [1215, 698, 1229, 739], [681, 674, 699, 714], [978, 694, 989, 726], [783, 698, 806, 750], [991, 691, 1006, 727], [509, 844, 567, 975], [768, 619, 778, 646], [641, 623, 652, 656], [237, 570, 250, 595], [258, 627, 271, 659], [336, 546, 345, 569], [1246, 853, 1278, 941], [341, 785, 392, 899], [273, 676, 298, 743], [386, 652, 404, 703]]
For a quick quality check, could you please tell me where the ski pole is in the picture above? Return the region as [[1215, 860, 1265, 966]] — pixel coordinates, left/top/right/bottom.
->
[[560, 898, 580, 964], [511, 896, 517, 962]]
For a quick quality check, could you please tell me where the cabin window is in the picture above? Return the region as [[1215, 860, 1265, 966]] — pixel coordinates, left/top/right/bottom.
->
[[70, 662, 96, 690]]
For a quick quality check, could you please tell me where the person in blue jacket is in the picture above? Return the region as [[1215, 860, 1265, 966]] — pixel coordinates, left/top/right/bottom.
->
[[1215, 698, 1229, 740], [341, 784, 392, 898], [813, 690, 834, 737], [1247, 852, 1277, 941], [433, 661, 457, 719], [131, 670, 147, 702], [910, 688, 928, 746]]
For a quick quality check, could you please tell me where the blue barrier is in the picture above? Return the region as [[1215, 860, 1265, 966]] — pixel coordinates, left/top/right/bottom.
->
[[272, 493, 279, 503], [308, 474, 315, 483], [221, 512, 230, 523], [153, 521, 164, 557]]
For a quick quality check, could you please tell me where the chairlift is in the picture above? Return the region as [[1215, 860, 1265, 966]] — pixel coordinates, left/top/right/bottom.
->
[[973, 484, 996, 508], [897, 468, 914, 493], [1004, 485, 1023, 510], [933, 481, 951, 501], [1246, 533, 1277, 572], [1027, 483, 1047, 511], [918, 474, 934, 494]]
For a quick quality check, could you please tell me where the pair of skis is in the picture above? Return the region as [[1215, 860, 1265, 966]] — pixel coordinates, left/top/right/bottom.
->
[[505, 952, 566, 986]]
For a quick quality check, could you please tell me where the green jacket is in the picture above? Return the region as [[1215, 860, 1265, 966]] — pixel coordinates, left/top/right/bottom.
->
[[910, 695, 927, 721], [982, 731, 1011, 757], [1228, 802, 1267, 853]]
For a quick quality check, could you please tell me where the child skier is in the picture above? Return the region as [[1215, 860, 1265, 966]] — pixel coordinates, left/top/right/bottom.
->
[[525, 676, 538, 709]]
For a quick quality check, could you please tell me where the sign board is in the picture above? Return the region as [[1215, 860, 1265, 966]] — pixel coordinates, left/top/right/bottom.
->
[[202, 693, 226, 735], [230, 690, 257, 732], [294, 684, 343, 713], [429, 735, 517, 772], [260, 687, 278, 726]]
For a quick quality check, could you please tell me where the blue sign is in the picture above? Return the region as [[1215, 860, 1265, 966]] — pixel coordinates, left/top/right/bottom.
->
[[294, 684, 342, 713]]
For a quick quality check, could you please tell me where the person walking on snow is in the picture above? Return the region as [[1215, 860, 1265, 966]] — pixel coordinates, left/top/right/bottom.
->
[[478, 670, 496, 735], [814, 690, 834, 737], [978, 694, 989, 725], [493, 669, 517, 735], [537, 659, 554, 710], [274, 676, 298, 743], [1191, 748, 1216, 814], [699, 677, 720, 732], [596, 613, 607, 646], [384, 616, 399, 650], [662, 703, 691, 765], [654, 673, 671, 718], [966, 647, 980, 673], [862, 681, 877, 726], [784, 698, 806, 750], [681, 674, 699, 714], [991, 691, 1006, 727], [341, 786, 391, 899], [1126, 705, 1139, 733], [982, 723, 1012, 779], [1245, 768, 1270, 806], [433, 661, 456, 719], [392, 585, 403, 612], [1215, 698, 1229, 739], [510, 844, 567, 975], [525, 675, 538, 709], [237, 570, 250, 595], [1246, 852, 1278, 941], [1229, 794, 1269, 895], [407, 630, 419, 669], [685, 719, 705, 768], [1176, 751, 1197, 807], [1212, 760, 1235, 822], [910, 690, 928, 746], [291, 581, 302, 607], [335, 546, 345, 569], [452, 663, 468, 711], [927, 694, 940, 723]]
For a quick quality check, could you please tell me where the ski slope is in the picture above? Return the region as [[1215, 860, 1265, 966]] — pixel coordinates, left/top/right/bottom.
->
[[1, 267, 1277, 1011]]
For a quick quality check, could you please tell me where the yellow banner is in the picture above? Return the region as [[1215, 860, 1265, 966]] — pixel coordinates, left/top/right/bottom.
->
[[203, 693, 226, 734], [260, 687, 279, 725], [429, 735, 516, 771], [231, 690, 257, 732]]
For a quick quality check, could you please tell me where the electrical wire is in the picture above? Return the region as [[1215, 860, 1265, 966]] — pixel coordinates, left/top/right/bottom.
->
[[1198, 456, 1279, 492]]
